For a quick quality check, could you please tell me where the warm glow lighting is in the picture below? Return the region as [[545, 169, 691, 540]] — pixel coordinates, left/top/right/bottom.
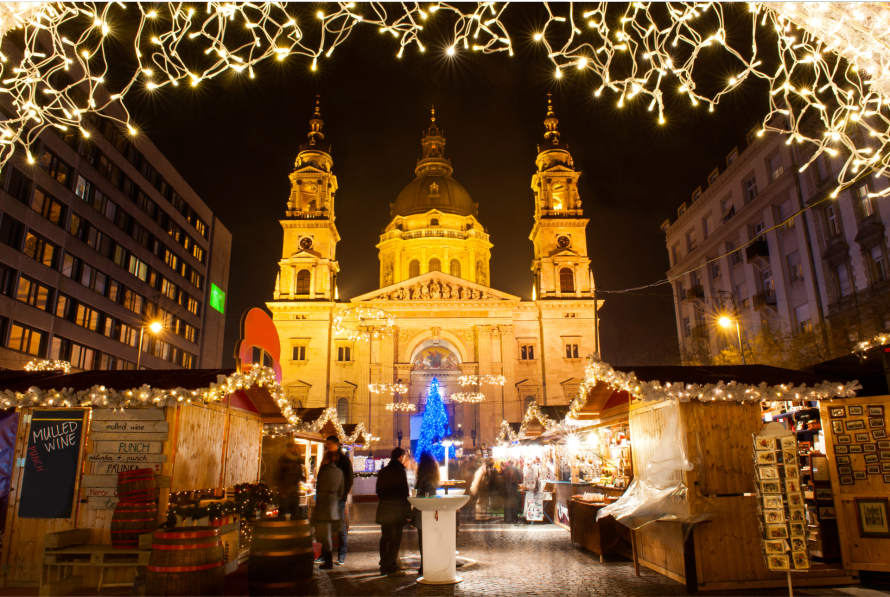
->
[[718, 316, 732, 328], [149, 321, 163, 334]]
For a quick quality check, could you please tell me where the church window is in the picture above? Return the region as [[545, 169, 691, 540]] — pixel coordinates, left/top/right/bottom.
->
[[520, 344, 535, 360], [524, 395, 535, 412], [430, 218, 439, 226], [292, 346, 306, 361], [409, 259, 420, 278], [337, 397, 349, 424], [552, 183, 566, 210], [429, 258, 441, 272], [296, 269, 311, 294], [565, 343, 579, 358], [338, 346, 352, 362], [450, 259, 461, 277], [559, 268, 575, 293]]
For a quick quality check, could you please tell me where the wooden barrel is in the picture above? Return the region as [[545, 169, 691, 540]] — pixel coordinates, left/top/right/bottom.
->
[[117, 468, 157, 502], [248, 519, 314, 596], [146, 527, 225, 596], [111, 501, 158, 549]]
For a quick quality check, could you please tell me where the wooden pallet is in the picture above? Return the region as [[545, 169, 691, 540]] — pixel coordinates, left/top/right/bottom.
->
[[41, 544, 149, 595]]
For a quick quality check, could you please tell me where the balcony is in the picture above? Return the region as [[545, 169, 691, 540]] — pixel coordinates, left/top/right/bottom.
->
[[753, 290, 777, 312], [827, 293, 858, 315], [691, 324, 709, 340], [686, 284, 706, 305], [745, 239, 770, 267]]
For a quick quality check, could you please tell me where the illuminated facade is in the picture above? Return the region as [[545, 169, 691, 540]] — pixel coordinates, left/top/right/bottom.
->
[[268, 99, 602, 454]]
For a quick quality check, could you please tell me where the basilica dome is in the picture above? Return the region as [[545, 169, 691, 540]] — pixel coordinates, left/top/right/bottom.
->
[[392, 174, 477, 218]]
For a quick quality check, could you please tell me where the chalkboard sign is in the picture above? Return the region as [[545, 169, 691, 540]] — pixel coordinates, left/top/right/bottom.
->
[[19, 410, 86, 519]]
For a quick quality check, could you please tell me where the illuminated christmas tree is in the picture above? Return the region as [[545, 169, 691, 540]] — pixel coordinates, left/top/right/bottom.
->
[[416, 377, 455, 462]]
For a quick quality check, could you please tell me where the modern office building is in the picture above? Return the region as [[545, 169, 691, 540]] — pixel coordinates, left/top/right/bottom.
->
[[0, 58, 231, 371], [662, 117, 889, 364]]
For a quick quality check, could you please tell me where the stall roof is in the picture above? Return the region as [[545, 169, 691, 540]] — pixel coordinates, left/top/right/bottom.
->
[[0, 368, 287, 421], [803, 347, 888, 397]]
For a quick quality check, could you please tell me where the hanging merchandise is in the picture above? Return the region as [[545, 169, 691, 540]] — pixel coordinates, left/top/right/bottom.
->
[[753, 430, 810, 572]]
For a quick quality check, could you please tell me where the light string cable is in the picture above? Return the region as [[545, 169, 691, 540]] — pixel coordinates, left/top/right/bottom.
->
[[0, 2, 887, 184]]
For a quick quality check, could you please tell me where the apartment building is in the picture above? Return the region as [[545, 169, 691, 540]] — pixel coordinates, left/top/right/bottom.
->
[[0, 67, 231, 371], [662, 118, 890, 363]]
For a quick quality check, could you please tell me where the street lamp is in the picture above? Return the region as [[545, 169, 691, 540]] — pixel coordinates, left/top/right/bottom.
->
[[718, 315, 746, 366], [441, 433, 454, 485], [136, 321, 163, 370]]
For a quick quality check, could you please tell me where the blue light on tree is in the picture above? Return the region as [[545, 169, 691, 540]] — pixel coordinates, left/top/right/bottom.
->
[[416, 377, 455, 462]]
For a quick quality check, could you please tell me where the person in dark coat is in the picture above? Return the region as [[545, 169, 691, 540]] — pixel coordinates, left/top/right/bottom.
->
[[503, 460, 523, 524], [275, 440, 305, 520], [375, 447, 411, 576], [412, 453, 440, 577], [324, 435, 354, 566], [312, 450, 344, 569]]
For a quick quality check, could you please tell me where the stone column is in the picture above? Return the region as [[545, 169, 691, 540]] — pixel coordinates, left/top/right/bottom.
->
[[378, 332, 395, 451], [499, 325, 517, 423], [354, 339, 370, 442], [477, 326, 495, 448], [458, 362, 478, 452]]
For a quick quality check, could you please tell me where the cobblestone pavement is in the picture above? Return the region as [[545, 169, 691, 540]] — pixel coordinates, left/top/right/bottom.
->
[[306, 523, 868, 597]]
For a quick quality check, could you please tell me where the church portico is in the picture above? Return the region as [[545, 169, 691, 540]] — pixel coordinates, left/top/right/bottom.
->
[[269, 98, 603, 455]]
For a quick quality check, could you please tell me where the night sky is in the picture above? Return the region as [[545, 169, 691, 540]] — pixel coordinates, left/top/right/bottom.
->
[[121, 3, 771, 368]]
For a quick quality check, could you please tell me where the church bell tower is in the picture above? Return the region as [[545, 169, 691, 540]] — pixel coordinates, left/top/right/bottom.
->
[[275, 96, 340, 301], [530, 95, 593, 299]]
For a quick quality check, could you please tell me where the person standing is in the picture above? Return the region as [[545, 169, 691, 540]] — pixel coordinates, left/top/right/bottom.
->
[[503, 460, 522, 524], [325, 435, 353, 566], [412, 453, 440, 577], [312, 450, 344, 570], [275, 440, 305, 520], [376, 447, 411, 577]]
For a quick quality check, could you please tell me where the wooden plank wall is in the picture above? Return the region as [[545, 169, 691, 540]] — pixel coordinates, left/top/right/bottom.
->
[[260, 436, 287, 487], [223, 413, 263, 487], [821, 395, 890, 572], [171, 403, 226, 492]]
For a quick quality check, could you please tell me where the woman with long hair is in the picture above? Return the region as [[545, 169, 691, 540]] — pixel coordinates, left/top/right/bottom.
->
[[412, 453, 440, 576], [312, 449, 344, 569]]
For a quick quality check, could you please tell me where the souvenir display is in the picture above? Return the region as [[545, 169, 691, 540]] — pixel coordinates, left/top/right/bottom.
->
[[846, 420, 866, 431], [854, 471, 868, 480], [855, 433, 870, 442], [837, 435, 852, 444], [868, 406, 885, 417], [837, 456, 852, 465], [835, 445, 849, 454], [874, 429, 887, 440], [831, 421, 844, 434], [752, 432, 808, 571], [849, 406, 864, 416], [870, 418, 885, 429], [828, 406, 846, 419], [864, 444, 877, 452]]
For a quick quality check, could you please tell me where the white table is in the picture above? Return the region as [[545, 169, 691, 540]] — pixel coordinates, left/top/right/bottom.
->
[[408, 494, 470, 585]]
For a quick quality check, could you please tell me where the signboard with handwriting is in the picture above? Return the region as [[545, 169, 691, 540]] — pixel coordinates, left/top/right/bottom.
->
[[19, 410, 86, 518]]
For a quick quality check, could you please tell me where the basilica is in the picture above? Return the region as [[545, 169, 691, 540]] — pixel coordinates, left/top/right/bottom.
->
[[267, 97, 601, 454]]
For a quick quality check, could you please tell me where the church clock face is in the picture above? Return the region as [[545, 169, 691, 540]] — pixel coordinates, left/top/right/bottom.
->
[[300, 237, 313, 250], [557, 235, 571, 249]]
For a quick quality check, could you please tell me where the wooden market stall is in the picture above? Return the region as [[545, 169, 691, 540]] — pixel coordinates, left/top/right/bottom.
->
[[594, 363, 859, 592], [0, 367, 285, 592]]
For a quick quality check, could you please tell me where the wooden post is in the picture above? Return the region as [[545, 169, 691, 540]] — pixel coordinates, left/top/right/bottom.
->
[[786, 571, 793, 597], [630, 529, 640, 577]]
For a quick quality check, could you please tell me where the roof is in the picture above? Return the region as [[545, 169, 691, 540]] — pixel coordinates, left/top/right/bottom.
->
[[611, 364, 847, 387], [392, 174, 477, 218], [803, 347, 888, 397]]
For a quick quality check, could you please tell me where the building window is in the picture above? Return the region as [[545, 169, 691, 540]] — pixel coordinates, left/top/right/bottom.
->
[[712, 263, 721, 279], [337, 398, 349, 424], [429, 258, 441, 272], [836, 264, 852, 298], [753, 221, 765, 239], [787, 251, 803, 283], [430, 218, 439, 226], [671, 244, 680, 265], [74, 303, 102, 332], [683, 317, 691, 337], [736, 282, 749, 308], [729, 240, 741, 265], [524, 395, 535, 412], [450, 259, 460, 277], [769, 155, 784, 182], [7, 323, 45, 356], [795, 304, 812, 334], [23, 232, 57, 268], [296, 269, 311, 294], [871, 246, 887, 283], [70, 342, 95, 370], [826, 205, 840, 237], [744, 176, 758, 202], [677, 282, 686, 302], [565, 343, 579, 358], [559, 268, 574, 293], [338, 346, 352, 362], [692, 187, 702, 202], [816, 155, 830, 182], [703, 215, 713, 239], [856, 184, 874, 218], [726, 149, 738, 166], [31, 188, 66, 226], [761, 269, 775, 299], [292, 346, 306, 361], [686, 230, 697, 252], [520, 344, 535, 360], [409, 259, 420, 278], [16, 276, 51, 311], [778, 200, 794, 229], [37, 148, 71, 187]]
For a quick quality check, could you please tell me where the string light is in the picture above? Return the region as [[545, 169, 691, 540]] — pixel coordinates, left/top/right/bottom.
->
[[457, 374, 506, 386], [497, 400, 559, 443], [332, 307, 395, 342], [0, 3, 885, 191], [368, 382, 409, 394], [24, 359, 71, 373], [385, 401, 416, 412], [450, 392, 485, 403]]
